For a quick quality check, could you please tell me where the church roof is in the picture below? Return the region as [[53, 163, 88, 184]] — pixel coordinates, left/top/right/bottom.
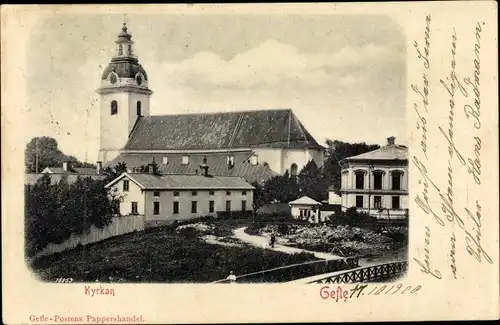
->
[[124, 109, 324, 151], [108, 151, 279, 184], [345, 144, 408, 161]]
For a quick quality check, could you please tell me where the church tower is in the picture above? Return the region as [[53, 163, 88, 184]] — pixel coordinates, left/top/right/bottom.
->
[[97, 22, 152, 164]]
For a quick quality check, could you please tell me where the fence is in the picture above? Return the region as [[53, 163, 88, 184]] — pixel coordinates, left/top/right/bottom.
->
[[33, 215, 146, 258], [212, 257, 359, 283], [301, 261, 408, 284]]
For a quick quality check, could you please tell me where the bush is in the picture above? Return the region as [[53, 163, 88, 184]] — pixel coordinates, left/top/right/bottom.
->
[[25, 175, 120, 257], [216, 211, 253, 219]]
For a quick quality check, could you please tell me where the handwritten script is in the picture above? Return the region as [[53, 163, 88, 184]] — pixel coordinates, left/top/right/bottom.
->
[[412, 17, 492, 281]]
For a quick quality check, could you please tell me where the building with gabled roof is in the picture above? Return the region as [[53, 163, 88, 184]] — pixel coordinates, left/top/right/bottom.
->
[[104, 160, 254, 225], [97, 23, 324, 184], [339, 136, 408, 219]]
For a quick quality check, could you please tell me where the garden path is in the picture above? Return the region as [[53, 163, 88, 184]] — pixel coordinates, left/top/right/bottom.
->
[[232, 227, 342, 260]]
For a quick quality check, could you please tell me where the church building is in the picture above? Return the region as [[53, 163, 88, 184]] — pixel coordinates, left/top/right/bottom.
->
[[97, 23, 325, 184]]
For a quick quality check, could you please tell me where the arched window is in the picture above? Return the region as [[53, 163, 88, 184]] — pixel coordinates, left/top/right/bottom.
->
[[136, 101, 142, 116], [110, 100, 118, 115], [118, 44, 123, 55], [290, 163, 298, 178]]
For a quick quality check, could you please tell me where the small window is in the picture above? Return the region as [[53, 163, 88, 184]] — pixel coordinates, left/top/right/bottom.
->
[[355, 195, 364, 208], [226, 200, 231, 212], [392, 196, 400, 209], [191, 201, 197, 214], [191, 191, 197, 196], [153, 191, 160, 197], [263, 162, 270, 168], [209, 201, 215, 213], [355, 172, 364, 189], [162, 157, 168, 165], [374, 196, 382, 209], [173, 201, 179, 214], [209, 190, 215, 196], [182, 156, 189, 165], [241, 200, 247, 211], [242, 190, 247, 195], [153, 202, 160, 215], [173, 191, 180, 197], [123, 180, 129, 192], [290, 163, 298, 178], [111, 100, 118, 115], [226, 191, 231, 196], [136, 101, 142, 116], [227, 155, 235, 165], [131, 202, 138, 215]]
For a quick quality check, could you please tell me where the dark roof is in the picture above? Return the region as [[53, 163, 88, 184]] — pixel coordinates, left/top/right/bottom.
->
[[107, 151, 278, 184], [124, 109, 324, 151], [105, 173, 254, 190], [25, 174, 106, 185], [42, 167, 100, 175], [101, 58, 148, 81]]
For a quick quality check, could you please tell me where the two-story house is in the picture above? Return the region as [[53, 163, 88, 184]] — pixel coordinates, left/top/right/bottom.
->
[[339, 136, 408, 219]]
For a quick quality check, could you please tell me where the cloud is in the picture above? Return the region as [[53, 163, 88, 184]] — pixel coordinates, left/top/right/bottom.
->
[[152, 39, 403, 89]]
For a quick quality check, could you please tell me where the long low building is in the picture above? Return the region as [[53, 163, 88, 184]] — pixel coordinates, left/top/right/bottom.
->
[[104, 161, 254, 225]]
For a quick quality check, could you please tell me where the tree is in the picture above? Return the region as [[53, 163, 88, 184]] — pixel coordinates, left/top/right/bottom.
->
[[102, 162, 128, 182], [297, 160, 327, 201], [323, 140, 381, 195], [25, 136, 95, 172]]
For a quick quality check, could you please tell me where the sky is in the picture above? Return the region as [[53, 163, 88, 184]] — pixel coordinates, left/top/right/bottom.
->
[[25, 14, 406, 163]]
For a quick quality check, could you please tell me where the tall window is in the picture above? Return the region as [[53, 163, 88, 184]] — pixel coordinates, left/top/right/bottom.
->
[[119, 44, 123, 55], [355, 172, 364, 189], [374, 196, 382, 209], [209, 201, 215, 213], [226, 200, 231, 212], [241, 200, 247, 211], [355, 195, 364, 208], [136, 101, 142, 116], [392, 196, 400, 209], [131, 202, 138, 215], [392, 171, 402, 190], [373, 172, 383, 190], [111, 100, 118, 115], [153, 202, 160, 215], [173, 201, 179, 214], [191, 201, 197, 214], [123, 180, 129, 192], [290, 163, 298, 178]]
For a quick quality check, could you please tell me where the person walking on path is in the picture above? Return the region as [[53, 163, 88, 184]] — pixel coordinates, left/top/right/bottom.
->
[[270, 233, 276, 248], [226, 271, 236, 284]]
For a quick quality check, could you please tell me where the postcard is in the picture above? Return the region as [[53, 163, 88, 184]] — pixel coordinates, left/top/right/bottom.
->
[[1, 2, 498, 323]]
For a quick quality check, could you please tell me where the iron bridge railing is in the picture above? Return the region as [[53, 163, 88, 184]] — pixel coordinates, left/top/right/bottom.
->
[[303, 260, 408, 284]]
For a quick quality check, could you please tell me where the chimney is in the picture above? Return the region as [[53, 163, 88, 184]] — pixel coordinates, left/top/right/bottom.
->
[[96, 161, 102, 174], [199, 156, 209, 177], [147, 157, 158, 174], [387, 136, 396, 146], [62, 161, 71, 172]]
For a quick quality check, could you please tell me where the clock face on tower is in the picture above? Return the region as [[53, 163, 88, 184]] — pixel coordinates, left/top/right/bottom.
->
[[109, 73, 117, 85], [135, 74, 143, 86]]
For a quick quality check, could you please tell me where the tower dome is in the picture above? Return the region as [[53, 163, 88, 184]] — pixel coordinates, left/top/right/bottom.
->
[[100, 22, 149, 82]]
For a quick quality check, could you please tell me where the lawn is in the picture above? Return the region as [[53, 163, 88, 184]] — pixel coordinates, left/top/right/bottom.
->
[[29, 223, 318, 283]]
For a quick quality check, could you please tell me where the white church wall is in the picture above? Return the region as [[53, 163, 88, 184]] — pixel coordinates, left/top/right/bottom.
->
[[100, 92, 131, 153], [252, 148, 284, 174]]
